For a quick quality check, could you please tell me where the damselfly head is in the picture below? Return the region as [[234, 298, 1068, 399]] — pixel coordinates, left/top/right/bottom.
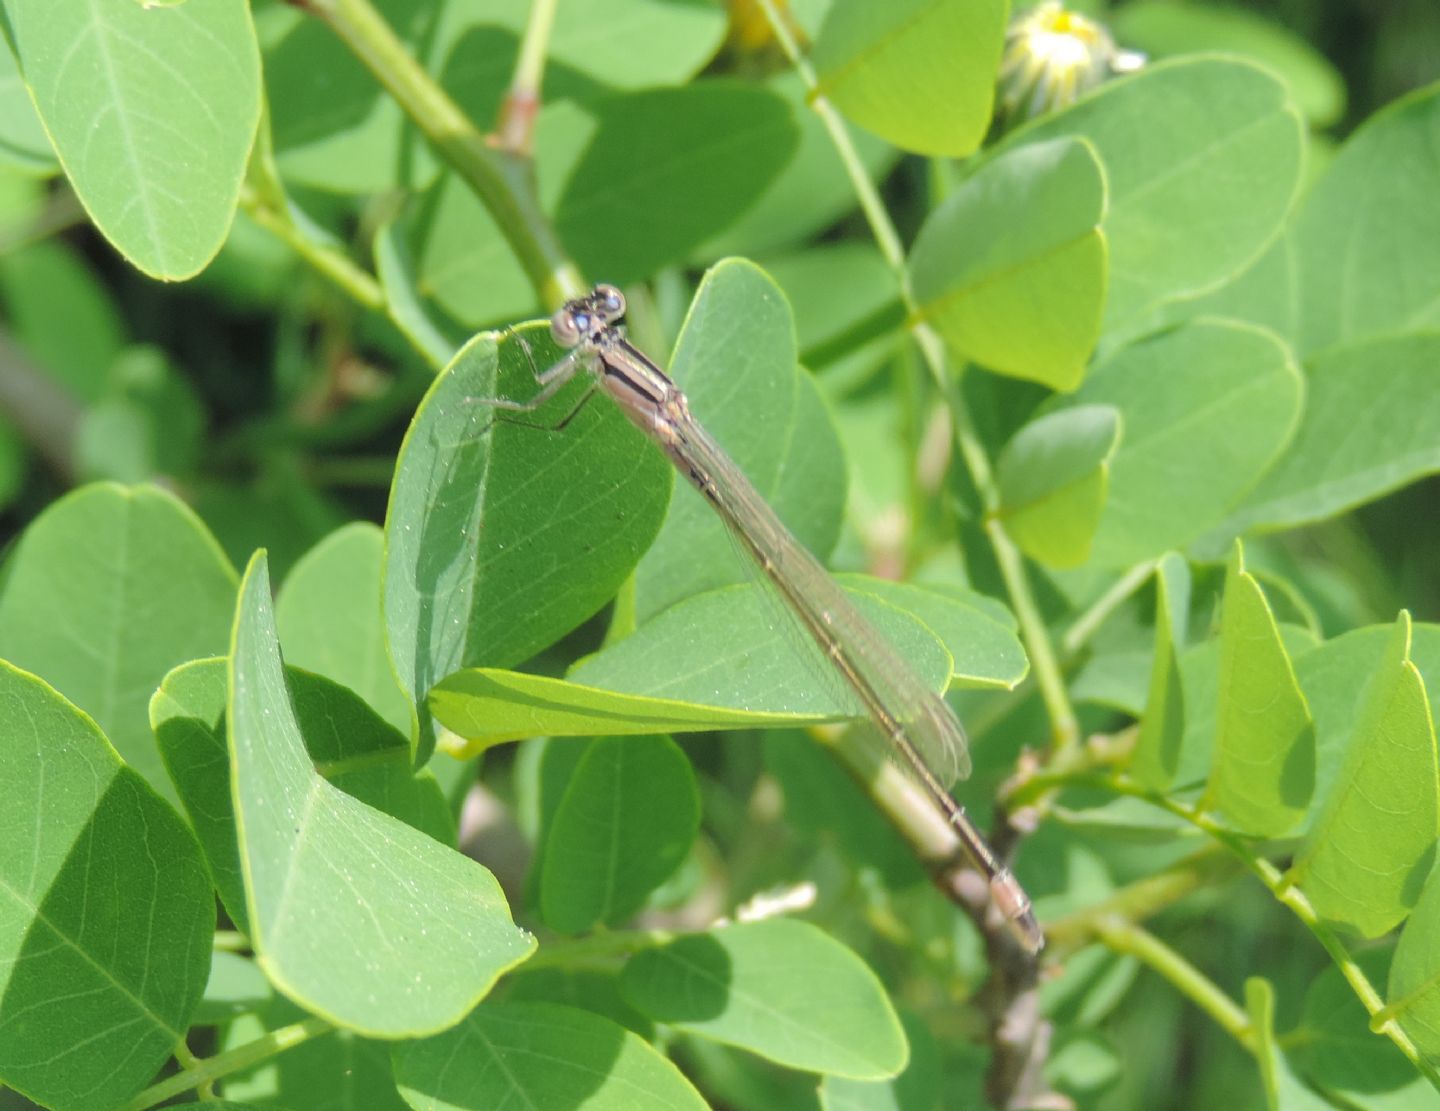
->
[[592, 284, 626, 322]]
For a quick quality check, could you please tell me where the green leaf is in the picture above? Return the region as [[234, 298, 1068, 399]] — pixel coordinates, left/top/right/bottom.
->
[[1003, 57, 1303, 334], [1049, 319, 1302, 566], [392, 1001, 708, 1111], [1245, 977, 1282, 1109], [431, 574, 995, 748], [996, 404, 1121, 568], [3, 0, 260, 277], [153, 657, 456, 933], [1288, 613, 1438, 937], [620, 919, 908, 1080], [1294, 623, 1440, 830], [220, 998, 412, 1109], [74, 345, 205, 483], [0, 240, 126, 402], [836, 577, 1028, 690], [552, 83, 799, 285], [0, 661, 213, 1111], [1293, 85, 1440, 355], [634, 259, 847, 622], [0, 32, 53, 172], [697, 73, 899, 260], [1290, 955, 1423, 1101], [909, 137, 1107, 390], [540, 735, 700, 934], [265, 0, 725, 195], [383, 327, 670, 760], [277, 522, 414, 739], [811, 0, 1006, 156], [1387, 863, 1440, 1065], [1220, 333, 1440, 532], [819, 1009, 942, 1111], [374, 216, 459, 370], [1112, 1, 1346, 127], [1201, 543, 1315, 835], [1132, 553, 1190, 789], [418, 88, 799, 324], [0, 483, 237, 803], [231, 553, 533, 1036]]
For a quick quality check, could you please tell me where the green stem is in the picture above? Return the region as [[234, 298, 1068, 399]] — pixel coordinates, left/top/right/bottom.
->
[[523, 928, 675, 971], [119, 1017, 331, 1110], [496, 0, 559, 152], [1062, 558, 1159, 656], [1015, 768, 1440, 1088], [298, 0, 584, 308], [1093, 915, 1254, 1048], [239, 184, 385, 312], [754, 0, 1079, 759]]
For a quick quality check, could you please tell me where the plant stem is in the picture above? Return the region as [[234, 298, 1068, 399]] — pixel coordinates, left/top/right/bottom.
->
[[753, 0, 1079, 759], [294, 0, 584, 308], [523, 928, 676, 970], [496, 0, 559, 153], [238, 184, 385, 312], [1015, 768, 1440, 1089], [1063, 558, 1159, 656], [1092, 914, 1254, 1047], [119, 1017, 331, 1110]]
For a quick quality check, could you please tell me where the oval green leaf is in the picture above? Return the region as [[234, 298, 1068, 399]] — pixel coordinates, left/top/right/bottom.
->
[[634, 259, 846, 622], [1200, 543, 1315, 836], [996, 404, 1121, 568], [393, 1001, 708, 1111], [232, 553, 533, 1036], [620, 919, 907, 1080], [1294, 85, 1440, 354], [277, 522, 414, 738], [383, 327, 670, 758], [0, 483, 237, 804], [910, 137, 1107, 390], [1387, 864, 1440, 1065], [1049, 319, 1302, 566], [1221, 332, 1440, 533], [1289, 613, 1438, 937], [1002, 57, 1303, 334], [4, 0, 260, 277], [541, 735, 700, 934], [0, 661, 213, 1111], [811, 0, 1006, 156]]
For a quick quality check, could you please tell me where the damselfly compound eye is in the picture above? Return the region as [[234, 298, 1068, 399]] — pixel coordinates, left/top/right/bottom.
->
[[551, 308, 584, 346], [594, 284, 626, 320]]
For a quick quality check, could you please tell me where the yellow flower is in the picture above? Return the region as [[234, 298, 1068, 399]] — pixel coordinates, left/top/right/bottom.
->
[[999, 2, 1144, 121]]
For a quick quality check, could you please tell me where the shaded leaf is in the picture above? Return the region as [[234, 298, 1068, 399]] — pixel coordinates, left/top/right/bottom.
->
[[231, 554, 532, 1036], [541, 735, 700, 934], [0, 661, 212, 1111], [383, 327, 669, 760], [0, 482, 236, 803], [621, 919, 907, 1079], [1201, 543, 1315, 836], [634, 259, 846, 623], [1289, 614, 1438, 937], [910, 137, 1106, 389], [277, 522, 414, 738], [996, 404, 1121, 568], [1132, 553, 1190, 789], [392, 1001, 708, 1111]]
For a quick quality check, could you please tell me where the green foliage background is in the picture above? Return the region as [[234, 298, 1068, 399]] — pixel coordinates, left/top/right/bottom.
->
[[0, 1, 1438, 1110]]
